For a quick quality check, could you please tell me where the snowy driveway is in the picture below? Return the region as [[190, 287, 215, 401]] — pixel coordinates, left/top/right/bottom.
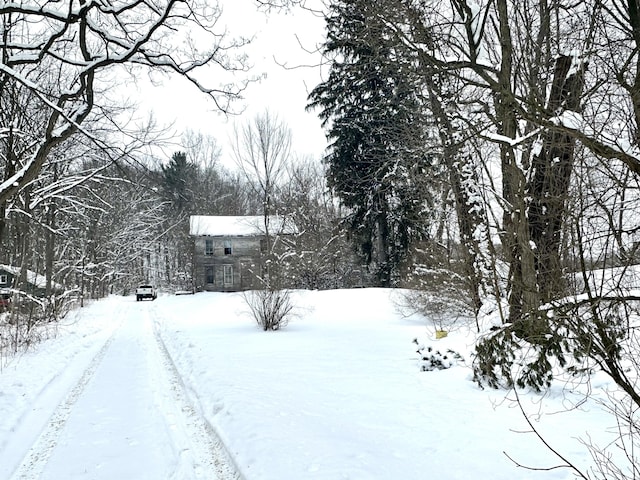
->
[[1, 299, 240, 480], [1, 291, 613, 479]]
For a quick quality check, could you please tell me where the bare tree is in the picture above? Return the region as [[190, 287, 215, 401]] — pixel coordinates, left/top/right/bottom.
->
[[231, 110, 294, 330], [0, 0, 250, 241], [232, 111, 292, 213], [231, 109, 292, 277], [278, 157, 355, 289]]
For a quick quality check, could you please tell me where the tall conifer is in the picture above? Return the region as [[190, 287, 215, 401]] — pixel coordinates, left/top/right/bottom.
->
[[308, 0, 437, 286]]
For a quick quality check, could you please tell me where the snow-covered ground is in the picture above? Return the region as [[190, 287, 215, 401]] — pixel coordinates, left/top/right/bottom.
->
[[0, 289, 618, 479]]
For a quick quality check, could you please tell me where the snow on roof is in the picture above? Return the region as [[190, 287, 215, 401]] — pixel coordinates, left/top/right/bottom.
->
[[0, 264, 63, 290], [189, 215, 296, 237]]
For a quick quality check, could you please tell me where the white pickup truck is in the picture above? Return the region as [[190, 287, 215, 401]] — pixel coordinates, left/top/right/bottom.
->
[[136, 284, 157, 301]]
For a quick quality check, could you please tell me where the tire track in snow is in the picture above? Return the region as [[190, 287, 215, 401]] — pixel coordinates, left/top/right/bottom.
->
[[7, 319, 121, 480], [149, 303, 243, 480], [6, 299, 242, 480]]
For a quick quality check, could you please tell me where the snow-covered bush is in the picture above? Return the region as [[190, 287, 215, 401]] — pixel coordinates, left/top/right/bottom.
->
[[398, 280, 474, 333], [243, 289, 293, 331], [413, 338, 464, 371], [0, 291, 76, 362], [471, 296, 636, 391], [397, 247, 476, 332]]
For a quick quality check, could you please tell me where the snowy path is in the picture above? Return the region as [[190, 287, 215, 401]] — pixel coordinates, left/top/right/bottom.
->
[[2, 300, 240, 480]]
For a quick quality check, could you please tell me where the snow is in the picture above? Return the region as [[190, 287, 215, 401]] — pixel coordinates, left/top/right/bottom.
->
[[483, 128, 543, 148], [0, 264, 63, 290], [0, 288, 618, 479], [551, 111, 583, 130], [189, 215, 295, 237], [468, 3, 483, 47]]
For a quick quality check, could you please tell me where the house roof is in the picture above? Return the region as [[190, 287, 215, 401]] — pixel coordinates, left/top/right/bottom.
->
[[0, 264, 63, 290], [189, 215, 296, 237]]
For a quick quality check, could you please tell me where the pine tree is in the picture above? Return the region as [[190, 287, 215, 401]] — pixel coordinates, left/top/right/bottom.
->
[[161, 151, 197, 216], [308, 0, 437, 286]]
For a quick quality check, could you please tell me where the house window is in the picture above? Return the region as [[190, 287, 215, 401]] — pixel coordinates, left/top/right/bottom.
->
[[205, 266, 214, 284], [205, 239, 214, 256], [224, 240, 232, 255], [223, 265, 233, 285], [0, 274, 7, 285]]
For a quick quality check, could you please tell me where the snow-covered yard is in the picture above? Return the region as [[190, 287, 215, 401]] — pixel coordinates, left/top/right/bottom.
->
[[0, 289, 617, 479]]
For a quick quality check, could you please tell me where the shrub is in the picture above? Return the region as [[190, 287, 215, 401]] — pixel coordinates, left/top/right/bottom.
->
[[413, 338, 464, 371], [243, 289, 293, 331], [0, 291, 77, 364]]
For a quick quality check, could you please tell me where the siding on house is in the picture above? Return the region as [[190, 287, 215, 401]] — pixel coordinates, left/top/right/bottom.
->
[[189, 215, 294, 292], [192, 235, 264, 292], [0, 265, 63, 296], [0, 269, 15, 291]]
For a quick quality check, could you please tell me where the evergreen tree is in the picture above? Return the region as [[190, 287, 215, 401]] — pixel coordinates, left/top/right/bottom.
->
[[161, 151, 197, 216], [308, 0, 438, 286]]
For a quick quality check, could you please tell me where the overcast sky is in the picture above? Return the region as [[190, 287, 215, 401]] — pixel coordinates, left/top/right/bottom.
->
[[134, 0, 328, 166]]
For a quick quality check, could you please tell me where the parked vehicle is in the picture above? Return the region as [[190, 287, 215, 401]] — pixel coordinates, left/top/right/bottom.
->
[[136, 285, 157, 301]]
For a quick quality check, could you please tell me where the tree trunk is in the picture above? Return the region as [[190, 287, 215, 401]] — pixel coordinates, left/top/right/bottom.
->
[[45, 165, 58, 297], [627, 0, 640, 146], [45, 204, 56, 296], [527, 55, 586, 303], [426, 80, 485, 315], [375, 205, 391, 287], [492, 0, 539, 323]]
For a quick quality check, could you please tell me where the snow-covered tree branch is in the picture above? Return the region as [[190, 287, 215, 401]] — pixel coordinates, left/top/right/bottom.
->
[[0, 0, 250, 216]]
